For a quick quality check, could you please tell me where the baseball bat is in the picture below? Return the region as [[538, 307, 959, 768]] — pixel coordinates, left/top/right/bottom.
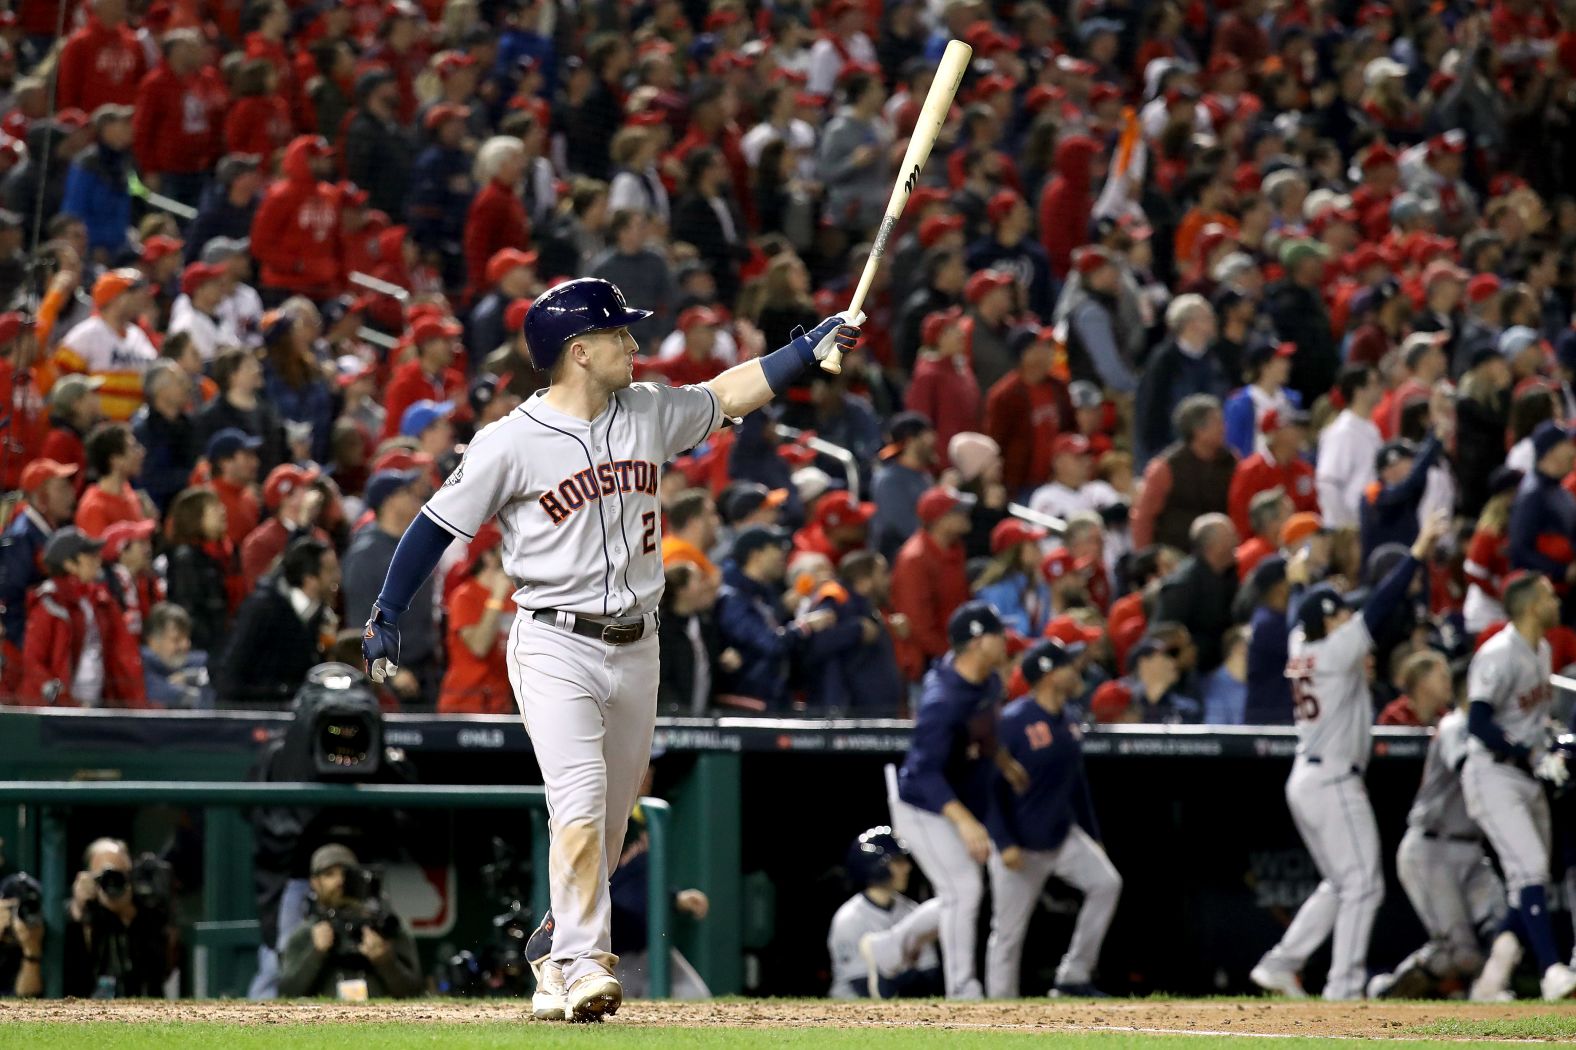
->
[[820, 39, 973, 375]]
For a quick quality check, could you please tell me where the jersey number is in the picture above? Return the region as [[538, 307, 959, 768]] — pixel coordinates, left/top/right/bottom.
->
[[1025, 722, 1053, 750], [1291, 677, 1320, 722], [641, 512, 657, 554]]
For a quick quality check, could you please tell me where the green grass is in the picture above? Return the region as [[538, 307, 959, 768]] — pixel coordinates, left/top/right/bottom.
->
[[6, 1023, 1574, 1050], [1408, 1013, 1576, 1040]]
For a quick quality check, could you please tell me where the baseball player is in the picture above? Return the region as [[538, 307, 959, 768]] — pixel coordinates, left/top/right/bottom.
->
[[361, 277, 859, 1022], [826, 826, 942, 999], [986, 639, 1121, 998], [1458, 573, 1576, 1001], [1251, 512, 1444, 1001], [1366, 701, 1505, 999], [885, 600, 1012, 1000]]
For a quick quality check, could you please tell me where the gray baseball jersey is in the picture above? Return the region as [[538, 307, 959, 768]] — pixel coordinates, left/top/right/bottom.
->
[[1286, 617, 1374, 770], [827, 892, 936, 998], [422, 383, 723, 617], [1406, 708, 1479, 839], [1466, 624, 1553, 755]]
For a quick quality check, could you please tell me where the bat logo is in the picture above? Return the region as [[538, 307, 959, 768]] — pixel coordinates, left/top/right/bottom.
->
[[903, 165, 921, 194]]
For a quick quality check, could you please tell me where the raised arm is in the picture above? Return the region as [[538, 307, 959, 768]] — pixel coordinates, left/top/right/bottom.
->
[[705, 315, 860, 421]]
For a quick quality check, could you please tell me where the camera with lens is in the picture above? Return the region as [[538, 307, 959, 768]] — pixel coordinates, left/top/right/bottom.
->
[[309, 865, 401, 959], [94, 854, 173, 920], [0, 871, 42, 927], [297, 664, 385, 778], [434, 838, 535, 997]]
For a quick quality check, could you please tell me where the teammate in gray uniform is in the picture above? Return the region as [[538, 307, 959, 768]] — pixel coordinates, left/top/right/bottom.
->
[[1251, 513, 1444, 1001], [362, 278, 859, 1021], [1367, 701, 1505, 999], [826, 827, 942, 999], [1459, 573, 1576, 1001]]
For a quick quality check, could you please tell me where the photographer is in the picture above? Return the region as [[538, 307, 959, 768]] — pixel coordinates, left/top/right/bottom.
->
[[278, 844, 420, 999], [0, 872, 44, 997], [63, 838, 174, 998]]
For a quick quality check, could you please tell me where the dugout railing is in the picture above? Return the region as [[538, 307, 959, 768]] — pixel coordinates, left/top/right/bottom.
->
[[0, 780, 674, 999]]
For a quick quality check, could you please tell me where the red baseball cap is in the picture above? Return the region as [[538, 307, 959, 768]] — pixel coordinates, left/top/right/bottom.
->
[[504, 297, 533, 333], [1089, 83, 1121, 106], [916, 486, 975, 525], [1072, 246, 1114, 275], [1466, 273, 1502, 304], [921, 307, 970, 347], [1422, 259, 1469, 287], [919, 212, 964, 248], [423, 102, 471, 132], [1361, 143, 1398, 171], [1045, 615, 1102, 648], [264, 464, 321, 511], [677, 305, 724, 332], [1052, 433, 1092, 459], [1040, 546, 1082, 582], [434, 52, 477, 79], [987, 189, 1023, 225], [1428, 130, 1466, 156], [140, 234, 183, 264], [20, 458, 76, 493], [815, 491, 876, 531], [965, 269, 1014, 304], [180, 261, 226, 298], [100, 518, 156, 562], [990, 518, 1048, 554], [1090, 680, 1134, 722], [411, 316, 463, 344], [485, 248, 538, 286]]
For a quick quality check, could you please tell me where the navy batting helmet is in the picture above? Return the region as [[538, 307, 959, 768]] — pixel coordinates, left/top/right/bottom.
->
[[1297, 583, 1344, 637], [521, 278, 653, 372], [845, 826, 908, 890]]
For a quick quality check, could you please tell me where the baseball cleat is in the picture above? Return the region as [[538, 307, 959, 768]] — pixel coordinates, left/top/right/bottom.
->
[[1368, 963, 1434, 1000], [1541, 963, 1576, 1000], [568, 972, 623, 1023], [1250, 962, 1309, 999], [526, 912, 566, 1021], [858, 934, 888, 1000], [1051, 982, 1111, 998]]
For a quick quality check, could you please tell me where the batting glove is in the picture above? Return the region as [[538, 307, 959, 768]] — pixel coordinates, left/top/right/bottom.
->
[[1535, 752, 1570, 790], [362, 603, 402, 683], [792, 313, 863, 364]]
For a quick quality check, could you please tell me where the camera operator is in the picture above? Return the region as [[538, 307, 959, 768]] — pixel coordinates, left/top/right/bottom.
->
[[0, 872, 45, 997], [64, 838, 174, 998], [278, 844, 420, 999]]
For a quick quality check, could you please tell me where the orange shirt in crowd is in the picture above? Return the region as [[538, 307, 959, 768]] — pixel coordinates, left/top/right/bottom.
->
[[437, 579, 514, 714], [75, 482, 148, 538]]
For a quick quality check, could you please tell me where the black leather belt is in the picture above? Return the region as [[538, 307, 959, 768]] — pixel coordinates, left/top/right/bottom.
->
[[1304, 755, 1363, 776], [1422, 829, 1482, 845], [532, 610, 653, 645]]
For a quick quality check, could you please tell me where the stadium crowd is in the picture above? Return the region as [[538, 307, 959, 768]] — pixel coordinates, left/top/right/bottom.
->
[[0, 0, 1574, 724]]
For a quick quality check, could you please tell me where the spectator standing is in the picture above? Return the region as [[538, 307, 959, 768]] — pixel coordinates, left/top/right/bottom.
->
[[383, 318, 466, 443], [55, 0, 145, 116], [62, 106, 137, 261], [205, 428, 263, 548], [1507, 422, 1576, 599], [672, 147, 747, 307], [140, 602, 214, 709], [1243, 554, 1297, 725], [342, 470, 437, 703], [56, 270, 157, 422], [905, 308, 980, 466], [163, 486, 233, 655], [1463, 467, 1522, 634], [1203, 626, 1251, 725], [590, 212, 675, 349], [891, 487, 975, 682], [19, 528, 145, 707], [1039, 134, 1100, 280], [1315, 365, 1384, 529], [241, 465, 327, 588], [804, 551, 905, 714], [222, 60, 292, 170], [41, 376, 104, 486], [406, 104, 475, 285], [344, 70, 415, 221], [1224, 342, 1302, 458], [169, 261, 237, 363], [463, 136, 531, 302], [1131, 395, 1237, 550], [216, 536, 340, 709], [817, 71, 891, 235], [984, 327, 1075, 500], [1227, 408, 1317, 537], [1134, 295, 1225, 466], [714, 526, 832, 710], [894, 247, 965, 370], [660, 489, 723, 581], [1455, 345, 1515, 519], [1235, 489, 1291, 582], [974, 519, 1052, 637], [968, 189, 1055, 321], [605, 127, 671, 232], [186, 156, 263, 266], [467, 249, 539, 367], [261, 309, 334, 463], [870, 412, 936, 561], [194, 348, 287, 473], [0, 460, 78, 652], [437, 532, 516, 714], [0, 311, 49, 492], [1028, 434, 1123, 524], [1359, 431, 1444, 564], [75, 423, 149, 537], [1153, 514, 1240, 674], [657, 561, 732, 715], [1266, 239, 1338, 406], [1090, 637, 1201, 724], [99, 518, 160, 640], [961, 270, 1017, 395], [250, 136, 341, 302], [1059, 248, 1140, 394], [131, 30, 216, 207]]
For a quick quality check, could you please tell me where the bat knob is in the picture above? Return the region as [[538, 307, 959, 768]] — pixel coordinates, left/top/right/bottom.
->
[[819, 357, 843, 375]]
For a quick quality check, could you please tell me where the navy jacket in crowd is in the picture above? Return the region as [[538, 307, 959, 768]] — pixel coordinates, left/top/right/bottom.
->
[[1508, 467, 1576, 580], [966, 235, 1056, 320], [896, 654, 1003, 819], [1244, 604, 1292, 725], [1358, 434, 1439, 564], [184, 185, 258, 263], [1132, 338, 1232, 466], [986, 698, 1099, 852], [467, 291, 512, 366], [715, 562, 803, 708], [804, 585, 903, 713], [131, 405, 198, 514], [0, 506, 48, 646], [262, 365, 335, 464], [406, 144, 474, 254], [728, 408, 805, 526]]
